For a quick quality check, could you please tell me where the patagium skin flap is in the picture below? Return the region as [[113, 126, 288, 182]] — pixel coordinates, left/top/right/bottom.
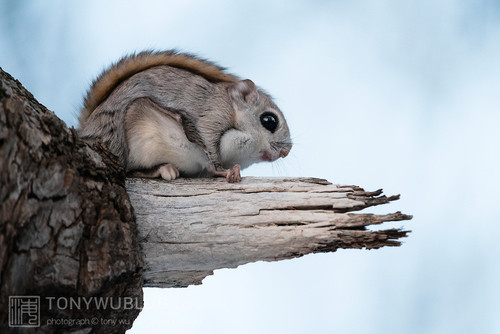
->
[[78, 50, 292, 183]]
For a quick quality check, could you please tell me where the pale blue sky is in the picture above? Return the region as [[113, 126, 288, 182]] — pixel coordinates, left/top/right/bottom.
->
[[1, 1, 499, 333]]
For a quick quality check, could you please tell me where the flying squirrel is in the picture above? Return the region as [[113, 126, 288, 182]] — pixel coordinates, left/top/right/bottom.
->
[[78, 50, 292, 182]]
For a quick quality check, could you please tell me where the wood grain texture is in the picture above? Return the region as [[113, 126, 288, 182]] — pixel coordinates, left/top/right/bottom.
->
[[126, 177, 411, 288]]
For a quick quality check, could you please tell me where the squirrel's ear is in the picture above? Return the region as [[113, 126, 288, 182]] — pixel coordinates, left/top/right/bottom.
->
[[229, 79, 258, 105]]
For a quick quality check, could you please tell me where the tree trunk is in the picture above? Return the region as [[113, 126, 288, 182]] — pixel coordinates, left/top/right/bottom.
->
[[127, 177, 411, 288], [0, 67, 411, 333], [0, 68, 143, 333]]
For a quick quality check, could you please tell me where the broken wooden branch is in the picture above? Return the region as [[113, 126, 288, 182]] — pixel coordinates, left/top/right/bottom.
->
[[126, 177, 411, 288]]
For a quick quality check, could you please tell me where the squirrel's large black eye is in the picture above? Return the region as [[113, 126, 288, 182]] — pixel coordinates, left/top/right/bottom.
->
[[260, 112, 278, 133]]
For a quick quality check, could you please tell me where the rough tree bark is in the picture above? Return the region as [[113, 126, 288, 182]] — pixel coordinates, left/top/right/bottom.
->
[[0, 68, 143, 334], [0, 67, 411, 333]]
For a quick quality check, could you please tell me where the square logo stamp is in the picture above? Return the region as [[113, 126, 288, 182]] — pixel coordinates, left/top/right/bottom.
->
[[9, 296, 40, 328]]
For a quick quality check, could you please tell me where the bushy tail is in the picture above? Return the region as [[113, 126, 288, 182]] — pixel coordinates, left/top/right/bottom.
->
[[79, 50, 239, 125]]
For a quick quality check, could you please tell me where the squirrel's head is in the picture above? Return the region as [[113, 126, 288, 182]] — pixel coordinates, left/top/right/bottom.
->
[[219, 79, 292, 170]]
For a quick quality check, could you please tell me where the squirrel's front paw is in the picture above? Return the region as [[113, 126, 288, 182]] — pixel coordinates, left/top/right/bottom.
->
[[159, 163, 180, 181], [225, 164, 241, 183], [213, 164, 241, 183]]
